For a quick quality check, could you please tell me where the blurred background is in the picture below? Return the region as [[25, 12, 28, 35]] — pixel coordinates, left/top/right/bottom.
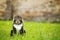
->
[[0, 0, 60, 22]]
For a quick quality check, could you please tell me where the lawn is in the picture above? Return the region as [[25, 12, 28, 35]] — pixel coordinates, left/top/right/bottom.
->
[[0, 21, 60, 40]]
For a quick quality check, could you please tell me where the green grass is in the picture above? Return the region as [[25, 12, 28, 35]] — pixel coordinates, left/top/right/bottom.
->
[[0, 21, 60, 40]]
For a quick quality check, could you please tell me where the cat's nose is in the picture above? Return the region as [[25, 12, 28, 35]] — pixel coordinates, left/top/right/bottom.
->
[[15, 20, 19, 23]]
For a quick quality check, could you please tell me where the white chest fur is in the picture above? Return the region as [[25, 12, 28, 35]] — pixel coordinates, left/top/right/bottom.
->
[[13, 24, 23, 31]]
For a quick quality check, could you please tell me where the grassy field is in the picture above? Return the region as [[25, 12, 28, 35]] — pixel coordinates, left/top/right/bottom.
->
[[0, 21, 60, 40]]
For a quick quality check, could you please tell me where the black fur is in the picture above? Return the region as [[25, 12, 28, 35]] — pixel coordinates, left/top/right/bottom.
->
[[10, 16, 26, 36], [19, 26, 26, 34]]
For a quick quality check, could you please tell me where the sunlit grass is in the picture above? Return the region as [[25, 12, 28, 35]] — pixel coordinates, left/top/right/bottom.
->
[[0, 21, 60, 40]]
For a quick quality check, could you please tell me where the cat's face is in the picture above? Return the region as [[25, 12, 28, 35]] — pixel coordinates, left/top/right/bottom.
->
[[13, 16, 22, 25]]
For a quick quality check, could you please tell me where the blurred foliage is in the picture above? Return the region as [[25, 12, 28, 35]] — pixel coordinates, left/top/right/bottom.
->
[[0, 21, 60, 40]]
